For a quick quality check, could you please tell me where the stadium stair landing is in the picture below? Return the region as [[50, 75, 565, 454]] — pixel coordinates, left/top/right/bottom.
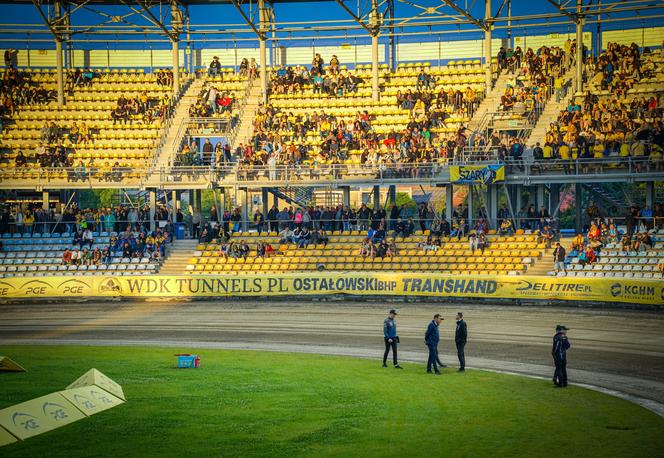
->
[[159, 239, 199, 275]]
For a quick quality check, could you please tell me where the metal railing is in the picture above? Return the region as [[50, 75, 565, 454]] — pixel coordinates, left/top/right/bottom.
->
[[150, 74, 195, 168], [186, 117, 235, 136], [507, 156, 660, 177], [0, 166, 146, 187], [161, 116, 192, 168], [2, 214, 662, 239], [2, 219, 157, 236], [227, 77, 256, 151], [0, 156, 661, 188], [159, 161, 466, 185]]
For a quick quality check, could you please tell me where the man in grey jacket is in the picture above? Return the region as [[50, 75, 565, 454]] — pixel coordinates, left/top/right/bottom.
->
[[383, 309, 402, 369]]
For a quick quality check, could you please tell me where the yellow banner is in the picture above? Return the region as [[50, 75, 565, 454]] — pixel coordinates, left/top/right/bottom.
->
[[0, 274, 661, 305], [450, 164, 505, 184], [0, 393, 86, 440]]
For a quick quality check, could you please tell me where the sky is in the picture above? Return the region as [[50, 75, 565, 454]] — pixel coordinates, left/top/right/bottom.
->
[[0, 0, 662, 49]]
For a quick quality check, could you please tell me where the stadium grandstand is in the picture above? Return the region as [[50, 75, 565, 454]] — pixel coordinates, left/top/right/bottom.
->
[[0, 0, 662, 300], [3, 4, 664, 458]]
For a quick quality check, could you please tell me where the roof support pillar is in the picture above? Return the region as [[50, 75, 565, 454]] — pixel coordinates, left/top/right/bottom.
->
[[445, 184, 453, 222], [371, 34, 379, 100], [259, 0, 269, 104], [172, 2, 181, 95], [575, 0, 584, 94], [371, 0, 380, 101], [484, 0, 493, 90], [172, 38, 180, 95], [575, 183, 582, 234], [387, 0, 396, 71], [468, 185, 474, 228], [149, 189, 157, 232], [488, 184, 498, 229], [55, 37, 65, 106], [55, 1, 65, 106]]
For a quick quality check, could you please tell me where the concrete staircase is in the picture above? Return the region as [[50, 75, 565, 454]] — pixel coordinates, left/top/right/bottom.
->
[[467, 73, 512, 133], [148, 77, 206, 180], [159, 239, 198, 275], [527, 248, 554, 276], [524, 69, 577, 147], [229, 81, 262, 151]]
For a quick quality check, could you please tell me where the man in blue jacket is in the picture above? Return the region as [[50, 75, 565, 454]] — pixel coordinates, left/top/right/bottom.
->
[[425, 314, 443, 374], [552, 324, 571, 387], [383, 309, 402, 369]]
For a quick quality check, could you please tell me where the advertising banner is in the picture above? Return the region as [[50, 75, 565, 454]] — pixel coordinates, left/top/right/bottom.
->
[[450, 164, 505, 184], [0, 274, 661, 305]]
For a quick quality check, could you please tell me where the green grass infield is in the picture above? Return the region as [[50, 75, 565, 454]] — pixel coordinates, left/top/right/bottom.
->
[[1, 346, 662, 457]]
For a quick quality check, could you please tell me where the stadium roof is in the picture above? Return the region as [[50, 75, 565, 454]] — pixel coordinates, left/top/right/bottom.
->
[[7, 0, 325, 3], [1, 0, 662, 47]]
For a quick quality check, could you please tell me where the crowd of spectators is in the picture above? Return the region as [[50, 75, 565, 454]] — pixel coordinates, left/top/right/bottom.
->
[[537, 43, 663, 170], [193, 201, 517, 245], [559, 202, 662, 272], [190, 84, 235, 117], [270, 57, 363, 97], [208, 56, 258, 79], [177, 139, 232, 166], [155, 69, 173, 86], [68, 67, 96, 89], [9, 89, 168, 169], [0, 203, 171, 265], [1, 66, 55, 132], [237, 107, 472, 175], [190, 202, 555, 264], [498, 45, 572, 114], [228, 54, 484, 175], [62, 224, 168, 266], [0, 202, 179, 236], [111, 92, 170, 125]]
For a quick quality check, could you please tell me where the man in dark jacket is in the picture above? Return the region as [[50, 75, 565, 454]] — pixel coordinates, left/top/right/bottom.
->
[[418, 203, 428, 232], [455, 312, 467, 372], [357, 203, 372, 231], [389, 203, 400, 231], [552, 325, 571, 387], [425, 314, 443, 374], [553, 242, 566, 273], [267, 205, 279, 233], [383, 309, 402, 369]]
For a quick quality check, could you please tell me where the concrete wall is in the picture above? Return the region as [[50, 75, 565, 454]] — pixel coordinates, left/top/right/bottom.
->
[[513, 31, 593, 51], [602, 26, 664, 49], [2, 27, 662, 70]]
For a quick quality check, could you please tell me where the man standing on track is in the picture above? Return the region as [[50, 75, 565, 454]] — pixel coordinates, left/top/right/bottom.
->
[[425, 314, 443, 375], [455, 312, 467, 372], [552, 324, 571, 388], [383, 309, 402, 369]]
